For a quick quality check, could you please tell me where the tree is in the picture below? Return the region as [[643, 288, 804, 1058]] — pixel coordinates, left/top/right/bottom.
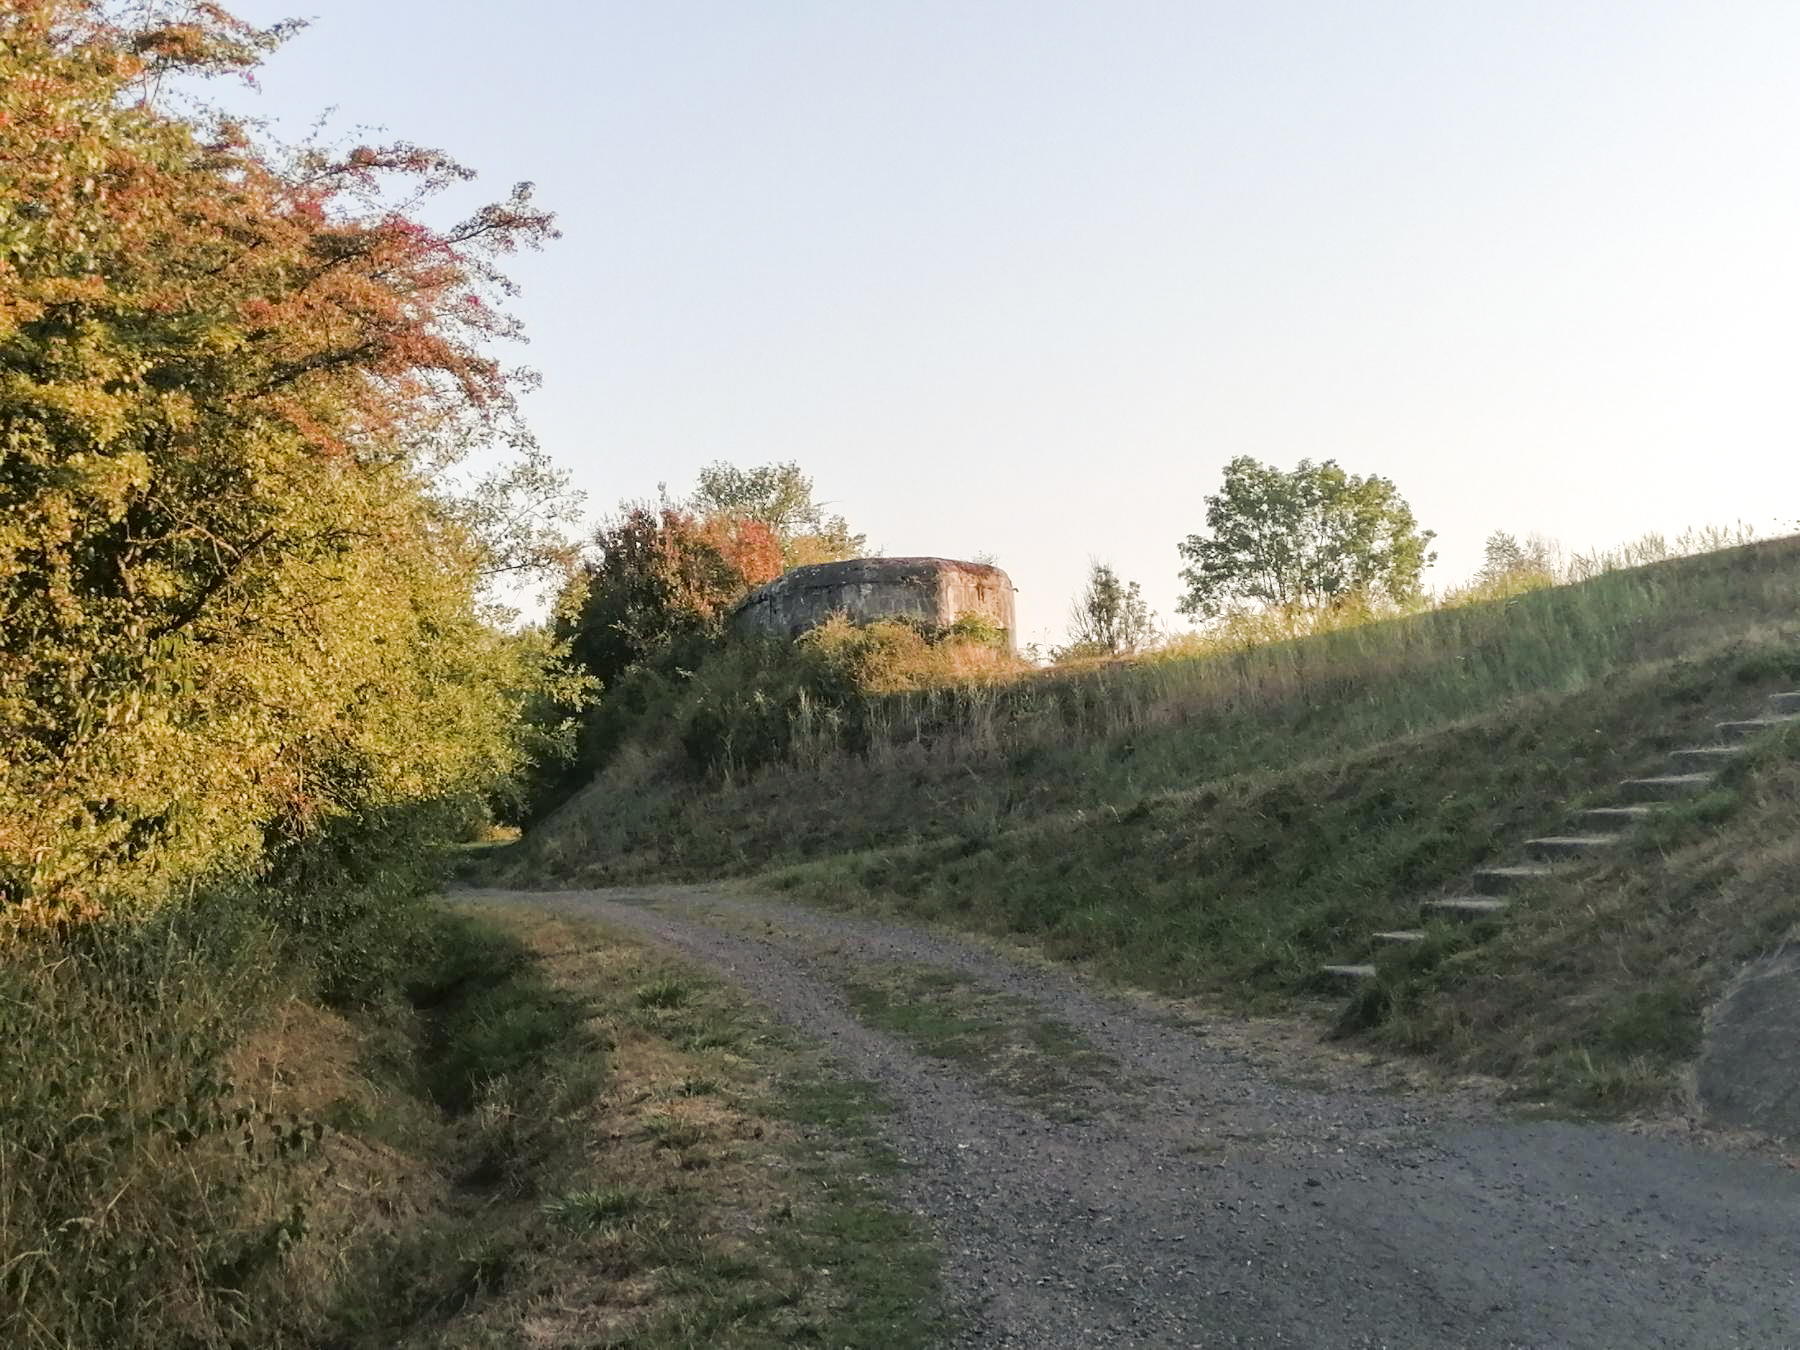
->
[[0, 0, 575, 917], [559, 503, 781, 693], [1063, 561, 1158, 657], [1176, 457, 1436, 620], [691, 460, 865, 568], [1474, 530, 1556, 588], [557, 458, 864, 702]]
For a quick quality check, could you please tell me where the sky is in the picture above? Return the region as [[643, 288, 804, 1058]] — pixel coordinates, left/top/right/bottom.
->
[[226, 1, 1800, 648]]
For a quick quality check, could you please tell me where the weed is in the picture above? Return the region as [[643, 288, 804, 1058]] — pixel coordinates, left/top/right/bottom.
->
[[542, 1185, 646, 1232], [643, 1111, 709, 1150], [636, 976, 692, 1009]]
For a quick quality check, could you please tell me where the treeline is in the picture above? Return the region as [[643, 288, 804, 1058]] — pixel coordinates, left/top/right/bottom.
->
[[1, 9, 588, 1343], [0, 0, 578, 922], [1062, 460, 1759, 660]]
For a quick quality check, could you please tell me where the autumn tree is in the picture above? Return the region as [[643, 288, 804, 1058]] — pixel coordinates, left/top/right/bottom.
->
[[559, 460, 864, 695], [1176, 458, 1436, 620], [559, 504, 782, 694], [692, 460, 865, 568], [1062, 560, 1158, 658], [0, 0, 577, 917]]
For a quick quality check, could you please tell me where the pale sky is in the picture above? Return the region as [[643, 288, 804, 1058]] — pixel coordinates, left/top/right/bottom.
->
[[228, 1, 1800, 648]]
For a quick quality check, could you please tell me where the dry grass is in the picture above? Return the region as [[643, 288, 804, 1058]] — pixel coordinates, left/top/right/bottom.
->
[[0, 892, 945, 1349], [355, 904, 945, 1350], [0, 902, 450, 1350], [512, 536, 1800, 894]]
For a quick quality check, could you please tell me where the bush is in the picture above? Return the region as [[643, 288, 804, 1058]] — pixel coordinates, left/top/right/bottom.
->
[[522, 612, 1029, 807], [668, 616, 1025, 779]]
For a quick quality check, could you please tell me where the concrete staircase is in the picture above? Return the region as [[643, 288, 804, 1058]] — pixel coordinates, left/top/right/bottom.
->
[[1321, 689, 1800, 985]]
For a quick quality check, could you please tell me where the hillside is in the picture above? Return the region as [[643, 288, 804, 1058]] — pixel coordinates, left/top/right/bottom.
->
[[509, 536, 1800, 1110]]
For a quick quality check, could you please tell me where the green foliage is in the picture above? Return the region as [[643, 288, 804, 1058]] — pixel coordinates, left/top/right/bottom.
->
[[636, 975, 692, 1008], [542, 1185, 645, 1233], [515, 536, 1800, 1116], [516, 606, 1024, 830], [1062, 559, 1158, 657], [258, 799, 470, 1008], [557, 458, 866, 704], [753, 639, 1800, 1116], [1475, 529, 1557, 590], [691, 459, 866, 568], [0, 0, 577, 919], [0, 13, 584, 1332], [556, 503, 759, 696], [409, 911, 589, 1117], [663, 616, 1023, 781], [1176, 456, 1436, 619], [329, 905, 948, 1348], [539, 461, 872, 820], [521, 536, 1800, 944]]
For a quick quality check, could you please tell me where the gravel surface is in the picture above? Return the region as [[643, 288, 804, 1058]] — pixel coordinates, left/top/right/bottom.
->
[[457, 885, 1800, 1349]]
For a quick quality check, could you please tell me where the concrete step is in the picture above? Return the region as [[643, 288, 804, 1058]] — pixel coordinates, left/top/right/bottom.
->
[[1472, 864, 1554, 894], [1620, 773, 1713, 802], [1322, 963, 1376, 980], [1372, 929, 1426, 945], [1668, 745, 1743, 771], [1769, 692, 1800, 716], [1578, 805, 1663, 833], [1423, 896, 1510, 919], [1716, 715, 1800, 742]]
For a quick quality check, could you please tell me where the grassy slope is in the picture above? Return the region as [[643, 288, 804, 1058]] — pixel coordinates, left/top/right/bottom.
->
[[349, 904, 946, 1349], [515, 538, 1800, 1112], [0, 896, 945, 1349], [1358, 726, 1800, 1110]]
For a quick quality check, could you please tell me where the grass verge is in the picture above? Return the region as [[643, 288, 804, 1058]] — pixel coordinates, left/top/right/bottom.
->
[[514, 538, 1800, 890], [342, 903, 948, 1349], [754, 648, 1800, 1115], [0, 892, 946, 1349], [1347, 723, 1800, 1113], [835, 961, 1122, 1121]]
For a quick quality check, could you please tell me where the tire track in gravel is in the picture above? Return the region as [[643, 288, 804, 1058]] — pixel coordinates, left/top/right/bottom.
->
[[455, 886, 1800, 1350]]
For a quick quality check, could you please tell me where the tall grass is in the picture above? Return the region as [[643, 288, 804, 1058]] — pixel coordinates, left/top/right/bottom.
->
[[518, 534, 1800, 886], [0, 805, 476, 1350], [508, 529, 1800, 1116], [0, 897, 307, 1347]]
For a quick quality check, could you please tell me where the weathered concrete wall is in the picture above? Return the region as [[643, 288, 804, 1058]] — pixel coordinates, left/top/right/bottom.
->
[[732, 557, 1016, 648]]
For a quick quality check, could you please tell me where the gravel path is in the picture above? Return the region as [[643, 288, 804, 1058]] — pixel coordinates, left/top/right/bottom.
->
[[457, 885, 1800, 1349]]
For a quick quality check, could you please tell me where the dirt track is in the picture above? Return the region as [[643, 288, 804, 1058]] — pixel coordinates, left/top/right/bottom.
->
[[456, 885, 1800, 1349]]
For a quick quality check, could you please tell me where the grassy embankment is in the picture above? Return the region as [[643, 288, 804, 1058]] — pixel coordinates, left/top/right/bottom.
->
[[1, 878, 943, 1349], [513, 536, 1800, 1111]]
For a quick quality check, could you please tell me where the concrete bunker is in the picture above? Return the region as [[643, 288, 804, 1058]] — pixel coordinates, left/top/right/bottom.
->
[[731, 556, 1016, 650]]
